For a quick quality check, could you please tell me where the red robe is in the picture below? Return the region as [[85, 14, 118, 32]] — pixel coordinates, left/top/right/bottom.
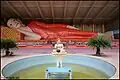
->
[[27, 20, 98, 41]]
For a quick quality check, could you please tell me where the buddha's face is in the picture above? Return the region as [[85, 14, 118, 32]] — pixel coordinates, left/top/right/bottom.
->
[[7, 18, 23, 29]]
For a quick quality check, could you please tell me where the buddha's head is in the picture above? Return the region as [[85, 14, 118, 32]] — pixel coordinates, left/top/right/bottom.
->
[[7, 18, 24, 29]]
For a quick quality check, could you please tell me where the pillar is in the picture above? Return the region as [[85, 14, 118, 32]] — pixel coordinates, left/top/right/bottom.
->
[[82, 24, 84, 31], [92, 24, 95, 32], [45, 69, 49, 79], [102, 23, 105, 33], [57, 59, 62, 68], [69, 70, 72, 79]]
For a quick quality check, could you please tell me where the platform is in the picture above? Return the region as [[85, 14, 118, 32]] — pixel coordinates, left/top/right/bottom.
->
[[45, 67, 72, 79]]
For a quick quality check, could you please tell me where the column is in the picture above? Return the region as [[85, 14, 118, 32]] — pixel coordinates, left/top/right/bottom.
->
[[92, 24, 95, 32], [82, 24, 84, 31], [102, 23, 105, 33], [57, 59, 62, 68], [45, 69, 48, 79], [69, 70, 72, 79]]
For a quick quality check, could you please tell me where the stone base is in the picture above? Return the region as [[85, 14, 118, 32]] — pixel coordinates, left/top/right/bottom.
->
[[45, 67, 72, 79]]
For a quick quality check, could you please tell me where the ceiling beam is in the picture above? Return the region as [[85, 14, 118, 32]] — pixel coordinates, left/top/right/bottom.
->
[[63, 1, 67, 23], [5, 1, 21, 17], [2, 5, 117, 8], [112, 10, 119, 20], [1, 8, 10, 18], [24, 17, 112, 20], [21, 1, 33, 18], [50, 1, 54, 23], [36, 1, 44, 19], [80, 1, 96, 24], [107, 6, 119, 18], [93, 1, 111, 22], [73, 1, 82, 25]]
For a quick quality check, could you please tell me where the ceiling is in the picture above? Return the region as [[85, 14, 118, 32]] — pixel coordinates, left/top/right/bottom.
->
[[1, 1, 119, 25]]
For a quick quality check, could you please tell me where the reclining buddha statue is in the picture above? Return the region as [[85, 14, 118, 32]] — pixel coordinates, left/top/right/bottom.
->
[[7, 18, 112, 41]]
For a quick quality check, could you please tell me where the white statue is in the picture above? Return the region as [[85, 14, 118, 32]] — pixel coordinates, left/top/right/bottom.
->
[[52, 38, 67, 68]]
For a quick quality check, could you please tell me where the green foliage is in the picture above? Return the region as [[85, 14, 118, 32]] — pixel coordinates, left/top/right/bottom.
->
[[1, 38, 18, 50], [88, 35, 111, 49]]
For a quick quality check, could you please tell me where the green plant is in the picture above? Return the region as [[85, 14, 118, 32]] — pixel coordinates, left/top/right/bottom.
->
[[88, 35, 111, 56], [1, 38, 18, 56]]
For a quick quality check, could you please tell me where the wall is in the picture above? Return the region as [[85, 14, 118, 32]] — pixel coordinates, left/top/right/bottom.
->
[[74, 24, 102, 33], [95, 24, 102, 33], [1, 26, 21, 40], [104, 18, 119, 32], [104, 17, 119, 39]]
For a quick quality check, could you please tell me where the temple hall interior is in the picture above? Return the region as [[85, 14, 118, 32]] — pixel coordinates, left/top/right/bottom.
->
[[1, 1, 119, 79]]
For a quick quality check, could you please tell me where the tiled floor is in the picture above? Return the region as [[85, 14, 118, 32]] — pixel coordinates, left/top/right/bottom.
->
[[1, 48, 119, 79]]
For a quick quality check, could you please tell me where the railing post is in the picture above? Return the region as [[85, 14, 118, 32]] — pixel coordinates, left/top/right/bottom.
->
[[69, 70, 72, 79]]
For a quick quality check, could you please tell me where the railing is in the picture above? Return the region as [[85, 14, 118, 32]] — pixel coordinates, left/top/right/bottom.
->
[[17, 39, 119, 48]]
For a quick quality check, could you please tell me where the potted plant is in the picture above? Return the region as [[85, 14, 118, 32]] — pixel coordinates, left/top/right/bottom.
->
[[1, 38, 18, 56], [88, 35, 111, 56]]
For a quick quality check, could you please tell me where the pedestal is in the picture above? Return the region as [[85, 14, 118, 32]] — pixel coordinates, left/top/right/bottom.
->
[[45, 67, 72, 79], [52, 50, 67, 68]]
